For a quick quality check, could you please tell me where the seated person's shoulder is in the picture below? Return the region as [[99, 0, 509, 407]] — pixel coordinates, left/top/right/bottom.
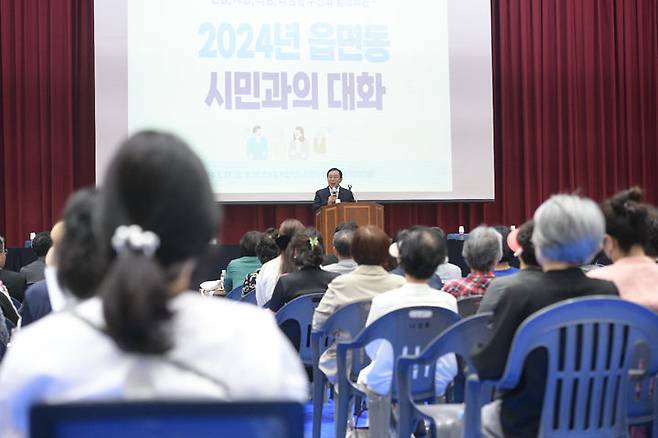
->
[[584, 276, 619, 295]]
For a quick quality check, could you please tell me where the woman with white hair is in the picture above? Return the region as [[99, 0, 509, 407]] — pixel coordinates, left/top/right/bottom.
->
[[471, 194, 618, 438], [442, 225, 501, 298]]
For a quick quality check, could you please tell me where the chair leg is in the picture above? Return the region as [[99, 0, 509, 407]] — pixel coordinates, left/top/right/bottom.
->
[[312, 373, 326, 438], [335, 387, 353, 438]]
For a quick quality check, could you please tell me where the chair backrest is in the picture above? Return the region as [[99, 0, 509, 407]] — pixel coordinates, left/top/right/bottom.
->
[[350, 306, 461, 396], [225, 285, 244, 300], [240, 289, 257, 304], [30, 401, 304, 438], [396, 313, 494, 438], [496, 296, 658, 438], [276, 293, 325, 364], [316, 299, 372, 354], [457, 295, 482, 317]]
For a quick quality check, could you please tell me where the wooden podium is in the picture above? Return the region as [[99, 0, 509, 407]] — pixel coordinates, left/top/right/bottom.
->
[[315, 202, 384, 254]]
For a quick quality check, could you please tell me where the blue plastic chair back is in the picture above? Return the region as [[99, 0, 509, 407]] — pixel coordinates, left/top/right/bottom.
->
[[240, 290, 257, 305], [30, 401, 304, 438], [275, 293, 324, 365], [310, 299, 372, 438], [225, 285, 244, 300], [334, 306, 460, 438], [457, 295, 482, 317], [397, 312, 493, 438], [495, 296, 658, 438]]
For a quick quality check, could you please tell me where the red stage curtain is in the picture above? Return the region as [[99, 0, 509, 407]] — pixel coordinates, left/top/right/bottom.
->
[[1, 1, 657, 245], [0, 0, 95, 246]]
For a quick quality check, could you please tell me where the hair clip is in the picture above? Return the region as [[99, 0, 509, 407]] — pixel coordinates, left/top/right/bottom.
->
[[111, 225, 160, 257], [308, 236, 319, 250]]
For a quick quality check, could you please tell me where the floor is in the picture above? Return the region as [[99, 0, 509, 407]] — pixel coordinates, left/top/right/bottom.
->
[[303, 399, 369, 438]]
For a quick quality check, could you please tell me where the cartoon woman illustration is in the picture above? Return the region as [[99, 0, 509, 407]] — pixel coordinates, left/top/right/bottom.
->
[[288, 126, 309, 160]]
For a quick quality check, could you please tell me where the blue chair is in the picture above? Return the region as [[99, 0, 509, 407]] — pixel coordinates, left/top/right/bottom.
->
[[30, 400, 304, 438], [335, 306, 461, 438], [397, 312, 494, 438], [457, 295, 483, 317], [475, 297, 658, 438], [240, 289, 257, 305], [310, 299, 372, 438], [275, 293, 325, 365], [225, 285, 244, 300]]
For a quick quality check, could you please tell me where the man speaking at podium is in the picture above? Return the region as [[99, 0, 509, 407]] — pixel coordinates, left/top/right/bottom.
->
[[313, 168, 355, 210]]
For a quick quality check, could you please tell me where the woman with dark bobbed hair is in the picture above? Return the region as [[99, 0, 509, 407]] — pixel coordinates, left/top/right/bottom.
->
[[587, 187, 658, 310], [0, 131, 307, 437]]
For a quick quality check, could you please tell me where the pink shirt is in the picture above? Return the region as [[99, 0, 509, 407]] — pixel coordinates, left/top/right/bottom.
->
[[587, 256, 658, 311]]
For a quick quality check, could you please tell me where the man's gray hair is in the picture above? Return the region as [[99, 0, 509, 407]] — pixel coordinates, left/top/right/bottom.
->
[[532, 194, 604, 266], [333, 228, 355, 257], [462, 226, 502, 271]]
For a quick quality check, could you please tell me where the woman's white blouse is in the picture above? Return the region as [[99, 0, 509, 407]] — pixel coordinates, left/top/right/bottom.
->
[[0, 292, 308, 438]]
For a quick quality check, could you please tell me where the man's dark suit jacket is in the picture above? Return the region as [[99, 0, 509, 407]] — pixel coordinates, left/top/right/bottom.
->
[[19, 280, 52, 326], [312, 187, 355, 211], [0, 268, 27, 302], [20, 257, 46, 286]]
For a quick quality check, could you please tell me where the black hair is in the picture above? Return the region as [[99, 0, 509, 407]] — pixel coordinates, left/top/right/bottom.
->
[[335, 221, 358, 233], [32, 232, 53, 257], [493, 225, 513, 263], [56, 188, 105, 300], [600, 187, 650, 253], [645, 208, 658, 257], [430, 226, 448, 263], [399, 226, 445, 280], [516, 220, 539, 267], [239, 231, 261, 256], [287, 227, 325, 270], [97, 131, 219, 355], [252, 125, 261, 133], [332, 228, 355, 257], [326, 168, 342, 178], [256, 229, 280, 264]]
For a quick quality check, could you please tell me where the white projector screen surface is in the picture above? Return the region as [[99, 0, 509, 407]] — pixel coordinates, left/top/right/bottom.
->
[[95, 0, 493, 203]]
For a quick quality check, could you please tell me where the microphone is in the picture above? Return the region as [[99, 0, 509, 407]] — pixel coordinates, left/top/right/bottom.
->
[[348, 184, 357, 202]]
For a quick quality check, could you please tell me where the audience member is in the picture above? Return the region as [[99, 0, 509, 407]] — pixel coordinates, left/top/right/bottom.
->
[[432, 226, 462, 282], [472, 194, 618, 438], [20, 231, 52, 286], [478, 220, 542, 314], [492, 225, 520, 277], [268, 228, 339, 312], [224, 230, 262, 291], [322, 225, 358, 275], [0, 131, 307, 437], [312, 225, 405, 382], [390, 229, 444, 289], [255, 218, 304, 306], [0, 236, 27, 303], [587, 187, 658, 310], [442, 226, 501, 298], [241, 228, 279, 296], [321, 221, 358, 267], [18, 221, 64, 325], [0, 283, 10, 346], [357, 226, 458, 437], [21, 190, 101, 326]]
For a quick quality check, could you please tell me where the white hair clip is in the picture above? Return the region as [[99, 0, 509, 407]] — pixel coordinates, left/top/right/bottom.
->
[[111, 225, 160, 257]]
